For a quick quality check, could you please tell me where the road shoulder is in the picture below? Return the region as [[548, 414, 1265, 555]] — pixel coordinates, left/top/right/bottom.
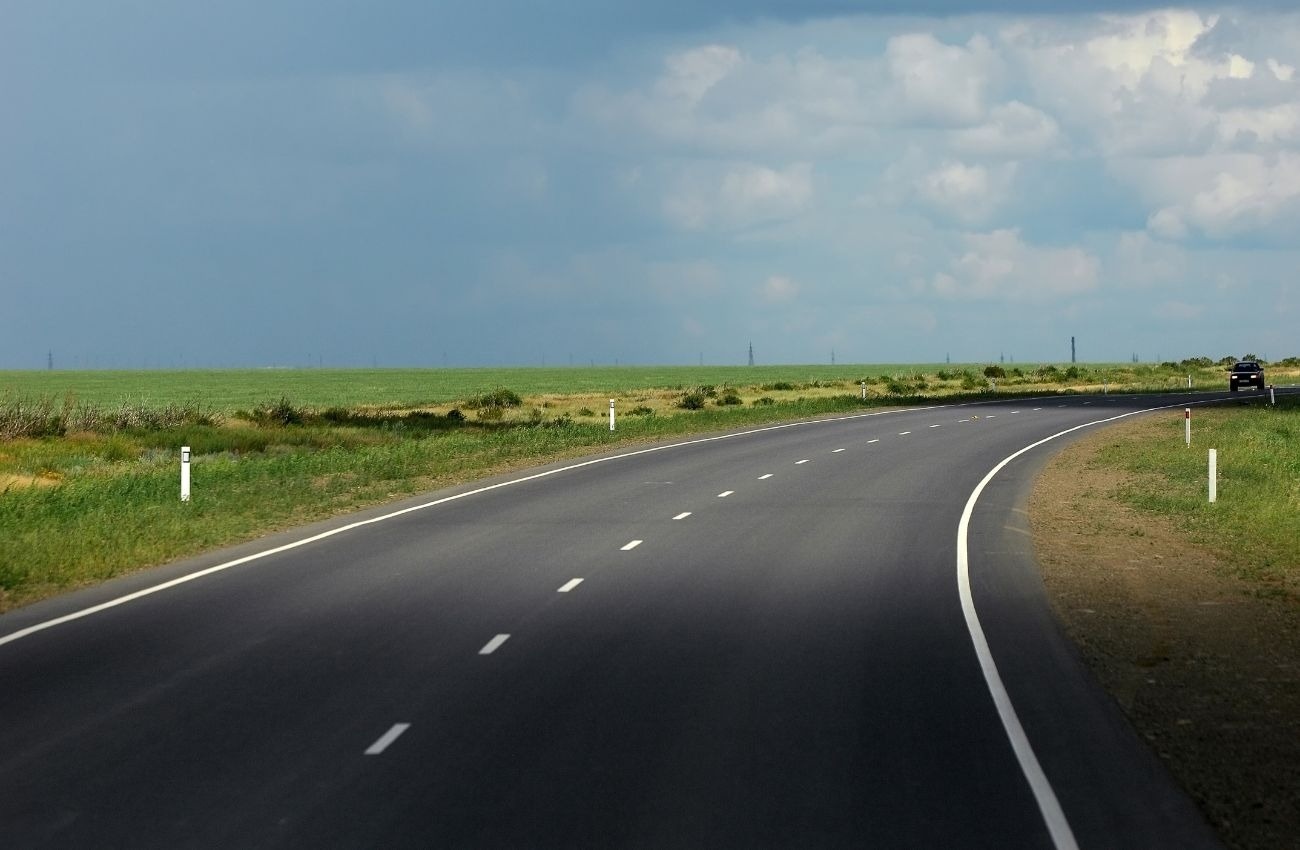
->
[[1031, 420, 1299, 850]]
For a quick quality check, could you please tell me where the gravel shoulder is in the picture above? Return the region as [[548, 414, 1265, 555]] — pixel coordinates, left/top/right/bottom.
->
[[1031, 418, 1299, 850]]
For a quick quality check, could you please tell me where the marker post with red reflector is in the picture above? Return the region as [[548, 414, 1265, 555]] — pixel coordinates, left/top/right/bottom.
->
[[1185, 408, 1191, 447]]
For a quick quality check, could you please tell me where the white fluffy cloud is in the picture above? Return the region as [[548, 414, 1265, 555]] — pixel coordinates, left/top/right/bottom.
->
[[915, 160, 1018, 225], [932, 229, 1099, 301], [662, 162, 813, 230], [885, 33, 1001, 127]]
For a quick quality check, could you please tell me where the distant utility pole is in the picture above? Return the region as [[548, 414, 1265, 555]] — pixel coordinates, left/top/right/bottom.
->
[[748, 342, 754, 367], [1071, 336, 1076, 364], [48, 350, 53, 371], [831, 348, 836, 365], [946, 353, 950, 365]]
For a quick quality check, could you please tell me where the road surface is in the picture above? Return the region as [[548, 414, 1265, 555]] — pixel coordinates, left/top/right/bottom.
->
[[3, 391, 1260, 848]]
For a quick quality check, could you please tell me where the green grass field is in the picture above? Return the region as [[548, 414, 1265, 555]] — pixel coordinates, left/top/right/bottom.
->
[[2, 362, 1296, 612], [0, 360, 1262, 412], [1093, 395, 1300, 596]]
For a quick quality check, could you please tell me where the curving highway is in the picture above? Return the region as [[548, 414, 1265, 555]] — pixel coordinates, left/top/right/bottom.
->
[[3, 391, 1273, 848]]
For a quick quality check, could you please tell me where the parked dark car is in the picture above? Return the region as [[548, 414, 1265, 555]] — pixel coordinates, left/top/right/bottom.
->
[[1229, 361, 1265, 392]]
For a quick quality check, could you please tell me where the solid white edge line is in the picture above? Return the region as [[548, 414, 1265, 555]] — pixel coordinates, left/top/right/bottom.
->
[[956, 397, 1208, 850], [7, 393, 1248, 649], [479, 634, 510, 655], [364, 723, 411, 755], [3, 404, 940, 649], [621, 540, 643, 551]]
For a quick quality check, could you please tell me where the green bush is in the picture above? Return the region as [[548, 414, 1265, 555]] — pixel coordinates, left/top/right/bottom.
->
[[983, 365, 1006, 379], [716, 389, 743, 406], [466, 387, 523, 409], [678, 390, 707, 410], [753, 396, 776, 406]]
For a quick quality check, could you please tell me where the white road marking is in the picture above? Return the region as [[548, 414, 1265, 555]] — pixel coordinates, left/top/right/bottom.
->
[[673, 512, 692, 520], [558, 578, 584, 593], [1004, 525, 1031, 537], [621, 540, 643, 551], [956, 399, 1204, 850], [832, 448, 846, 453], [479, 634, 511, 655], [1033, 407, 1042, 411], [929, 424, 943, 428], [987, 415, 997, 419], [958, 419, 970, 423], [1010, 411, 1021, 414], [758, 473, 774, 480], [365, 723, 411, 755], [898, 431, 911, 436], [717, 491, 734, 498], [10, 393, 1190, 649], [867, 438, 880, 443], [795, 459, 810, 464]]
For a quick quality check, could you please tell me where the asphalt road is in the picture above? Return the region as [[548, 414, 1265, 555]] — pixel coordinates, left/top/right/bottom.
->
[[3, 391, 1271, 848]]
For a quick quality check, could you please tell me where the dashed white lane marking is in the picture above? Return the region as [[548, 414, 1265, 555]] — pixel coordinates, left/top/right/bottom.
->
[[673, 512, 692, 520], [867, 438, 880, 443], [987, 415, 997, 419], [717, 491, 734, 498], [1033, 407, 1042, 411], [958, 419, 971, 423], [795, 459, 810, 465], [365, 723, 411, 755], [558, 578, 584, 593], [832, 448, 846, 453], [621, 540, 643, 551], [1011, 411, 1021, 414], [758, 473, 774, 480], [898, 431, 911, 436], [929, 424, 943, 428], [479, 634, 510, 655]]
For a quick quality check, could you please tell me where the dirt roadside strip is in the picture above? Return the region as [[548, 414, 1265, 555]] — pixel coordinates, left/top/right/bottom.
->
[[1031, 420, 1299, 850]]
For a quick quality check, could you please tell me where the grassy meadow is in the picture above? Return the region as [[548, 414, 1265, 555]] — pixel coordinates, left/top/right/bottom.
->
[[1093, 394, 1300, 598], [2, 360, 1297, 611]]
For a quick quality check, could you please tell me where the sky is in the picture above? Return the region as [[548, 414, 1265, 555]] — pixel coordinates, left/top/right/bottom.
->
[[3, 1, 1298, 369]]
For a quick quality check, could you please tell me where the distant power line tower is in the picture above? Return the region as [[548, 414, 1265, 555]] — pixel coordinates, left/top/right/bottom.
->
[[48, 350, 53, 371], [1071, 336, 1077, 363], [748, 342, 754, 367]]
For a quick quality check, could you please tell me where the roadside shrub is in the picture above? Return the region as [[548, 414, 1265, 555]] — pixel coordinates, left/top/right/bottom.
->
[[466, 387, 523, 409], [1217, 356, 1237, 367], [884, 377, 911, 395], [576, 407, 596, 417], [1064, 366, 1081, 380], [476, 405, 505, 422], [753, 396, 776, 406], [678, 390, 708, 410], [1276, 356, 1300, 367], [983, 365, 1006, 379], [763, 381, 796, 391], [249, 397, 305, 426], [445, 408, 465, 422], [1180, 356, 1214, 368], [629, 405, 654, 416], [936, 369, 954, 381], [960, 372, 982, 391], [716, 389, 743, 406]]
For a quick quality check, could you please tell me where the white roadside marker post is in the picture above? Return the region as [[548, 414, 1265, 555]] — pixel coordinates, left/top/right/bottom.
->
[[180, 446, 191, 502], [1185, 408, 1191, 447], [860, 381, 866, 401], [1188, 374, 1192, 389], [1270, 385, 1276, 405], [1208, 449, 1217, 503], [609, 399, 615, 432]]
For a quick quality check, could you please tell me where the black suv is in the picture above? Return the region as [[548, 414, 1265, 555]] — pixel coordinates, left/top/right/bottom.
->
[[1229, 361, 1265, 392]]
